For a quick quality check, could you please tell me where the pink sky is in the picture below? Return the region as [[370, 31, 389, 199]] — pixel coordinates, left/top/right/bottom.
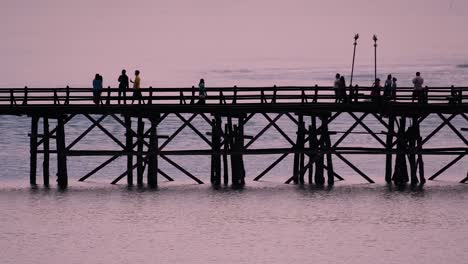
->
[[1, 0, 468, 87]]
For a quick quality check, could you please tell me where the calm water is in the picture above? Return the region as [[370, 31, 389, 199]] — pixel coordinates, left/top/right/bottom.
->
[[0, 61, 467, 264]]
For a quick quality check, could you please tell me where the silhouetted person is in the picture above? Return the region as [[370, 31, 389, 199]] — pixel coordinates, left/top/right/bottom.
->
[[333, 73, 341, 103], [131, 70, 142, 104], [92, 74, 103, 105], [412, 72, 424, 103], [391, 77, 397, 101], [383, 74, 392, 101], [118, 69, 129, 104], [198, 78, 206, 104], [338, 76, 347, 103], [371, 78, 381, 103]]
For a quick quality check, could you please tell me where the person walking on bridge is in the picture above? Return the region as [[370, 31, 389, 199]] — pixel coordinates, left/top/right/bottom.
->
[[118, 69, 129, 104], [130, 70, 142, 104]]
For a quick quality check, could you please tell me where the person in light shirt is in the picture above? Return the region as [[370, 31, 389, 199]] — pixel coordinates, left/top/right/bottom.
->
[[131, 70, 142, 104]]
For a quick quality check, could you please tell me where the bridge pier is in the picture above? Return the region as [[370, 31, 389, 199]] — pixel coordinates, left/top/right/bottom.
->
[[210, 116, 222, 186], [43, 117, 50, 186], [56, 115, 68, 189], [385, 116, 395, 183], [137, 117, 145, 186], [125, 115, 133, 186], [147, 116, 158, 188], [29, 115, 39, 186]]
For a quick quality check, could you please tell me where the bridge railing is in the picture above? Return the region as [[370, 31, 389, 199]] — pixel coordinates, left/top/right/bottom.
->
[[0, 86, 466, 106]]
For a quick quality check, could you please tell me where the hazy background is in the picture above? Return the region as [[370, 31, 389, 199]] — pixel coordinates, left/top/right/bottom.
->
[[1, 0, 468, 87]]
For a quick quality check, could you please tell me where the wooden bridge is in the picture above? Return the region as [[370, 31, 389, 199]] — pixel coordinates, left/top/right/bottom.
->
[[0, 85, 467, 188]]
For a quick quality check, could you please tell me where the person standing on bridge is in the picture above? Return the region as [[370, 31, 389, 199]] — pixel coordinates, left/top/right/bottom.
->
[[383, 74, 392, 101], [130, 70, 142, 104], [118, 69, 129, 105], [338, 76, 347, 103], [391, 77, 398, 101], [92, 74, 103, 105], [371, 78, 381, 103], [198, 78, 206, 104], [333, 73, 341, 103], [412, 72, 424, 103]]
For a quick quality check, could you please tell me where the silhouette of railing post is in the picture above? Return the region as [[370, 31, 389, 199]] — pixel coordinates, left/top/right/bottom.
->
[[233, 85, 238, 104], [190, 86, 195, 104], [53, 90, 60, 105], [23, 86, 28, 105], [272, 85, 277, 104], [65, 86, 70, 105], [29, 115, 39, 185], [148, 86, 153, 105], [106, 86, 111, 105], [313, 85, 319, 103]]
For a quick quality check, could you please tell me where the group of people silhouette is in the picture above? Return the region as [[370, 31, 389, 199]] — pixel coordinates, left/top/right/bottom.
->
[[92, 70, 207, 105], [333, 72, 424, 103], [92, 70, 426, 105], [92, 70, 142, 105]]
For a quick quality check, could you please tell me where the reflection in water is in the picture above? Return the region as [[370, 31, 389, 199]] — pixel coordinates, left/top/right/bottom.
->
[[1, 183, 467, 264]]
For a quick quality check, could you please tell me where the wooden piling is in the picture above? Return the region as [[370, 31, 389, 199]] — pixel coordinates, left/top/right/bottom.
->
[[385, 116, 395, 183], [315, 116, 325, 186], [30, 116, 39, 185], [223, 122, 229, 186], [323, 115, 334, 186], [137, 117, 145, 186], [211, 117, 222, 185], [125, 115, 133, 186], [56, 115, 68, 188], [393, 116, 408, 185], [43, 117, 50, 186], [147, 116, 158, 188]]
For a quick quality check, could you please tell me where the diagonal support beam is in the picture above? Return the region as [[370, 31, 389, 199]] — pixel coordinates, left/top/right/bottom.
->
[[160, 113, 198, 150], [160, 155, 204, 184], [67, 115, 107, 150], [437, 113, 468, 145], [246, 113, 283, 149], [348, 112, 386, 147], [37, 114, 75, 146], [422, 113, 456, 145], [262, 113, 295, 146], [175, 113, 212, 147], [333, 113, 368, 148], [335, 153, 375, 183], [84, 114, 126, 149], [254, 153, 289, 181], [79, 155, 120, 181], [429, 154, 465, 180]]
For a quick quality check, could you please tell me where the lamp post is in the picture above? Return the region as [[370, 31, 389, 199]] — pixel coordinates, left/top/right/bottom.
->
[[373, 34, 378, 81], [349, 33, 359, 87]]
